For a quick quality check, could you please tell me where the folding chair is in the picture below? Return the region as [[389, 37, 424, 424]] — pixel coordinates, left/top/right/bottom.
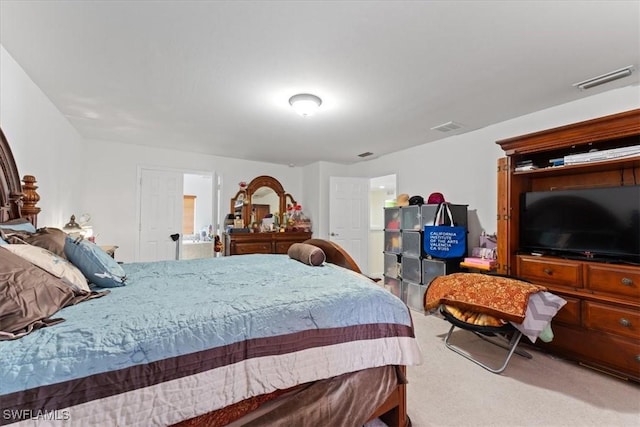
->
[[439, 305, 532, 374]]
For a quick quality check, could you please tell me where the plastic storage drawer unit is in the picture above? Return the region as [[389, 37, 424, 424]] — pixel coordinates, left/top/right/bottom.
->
[[422, 258, 460, 286], [401, 205, 421, 231], [383, 276, 401, 298], [401, 231, 422, 258], [384, 252, 400, 278], [405, 281, 427, 313], [401, 255, 422, 284], [384, 207, 401, 231], [421, 204, 468, 227], [384, 231, 401, 253]]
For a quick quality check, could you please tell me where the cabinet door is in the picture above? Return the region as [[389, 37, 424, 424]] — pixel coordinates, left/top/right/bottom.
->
[[496, 157, 509, 275]]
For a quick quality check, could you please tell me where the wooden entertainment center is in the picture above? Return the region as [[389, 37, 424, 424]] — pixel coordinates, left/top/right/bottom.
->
[[496, 109, 640, 382]]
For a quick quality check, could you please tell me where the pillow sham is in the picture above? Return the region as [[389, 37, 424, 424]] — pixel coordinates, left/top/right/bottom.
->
[[64, 236, 127, 288], [0, 248, 80, 340], [287, 242, 326, 266], [2, 244, 90, 293], [0, 218, 36, 233], [4, 227, 67, 258]]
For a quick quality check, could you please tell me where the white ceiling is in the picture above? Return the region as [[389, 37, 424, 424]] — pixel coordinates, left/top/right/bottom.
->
[[1, 1, 639, 166]]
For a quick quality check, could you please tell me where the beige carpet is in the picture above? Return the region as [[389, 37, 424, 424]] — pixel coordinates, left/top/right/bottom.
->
[[406, 311, 640, 427]]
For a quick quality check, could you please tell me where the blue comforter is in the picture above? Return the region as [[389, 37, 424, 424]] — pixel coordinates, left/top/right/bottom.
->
[[0, 254, 411, 395]]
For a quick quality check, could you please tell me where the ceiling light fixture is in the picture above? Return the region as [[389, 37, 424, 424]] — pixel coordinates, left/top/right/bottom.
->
[[289, 93, 322, 117], [572, 65, 634, 90]]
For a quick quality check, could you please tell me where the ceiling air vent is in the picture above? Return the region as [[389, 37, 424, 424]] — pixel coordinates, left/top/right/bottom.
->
[[430, 121, 463, 133], [358, 152, 374, 158]]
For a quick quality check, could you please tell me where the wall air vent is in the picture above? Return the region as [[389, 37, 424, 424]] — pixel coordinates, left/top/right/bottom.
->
[[430, 121, 463, 132], [358, 152, 374, 158]]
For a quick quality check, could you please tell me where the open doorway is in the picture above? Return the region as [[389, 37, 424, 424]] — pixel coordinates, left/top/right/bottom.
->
[[368, 174, 397, 278], [137, 167, 216, 262], [182, 173, 215, 260]]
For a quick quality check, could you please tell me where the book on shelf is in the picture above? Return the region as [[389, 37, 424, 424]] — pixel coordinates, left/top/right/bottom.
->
[[514, 164, 539, 171], [462, 257, 496, 268], [564, 145, 640, 165]]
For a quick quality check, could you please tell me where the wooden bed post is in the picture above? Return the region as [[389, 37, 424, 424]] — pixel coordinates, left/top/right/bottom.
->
[[21, 175, 41, 227]]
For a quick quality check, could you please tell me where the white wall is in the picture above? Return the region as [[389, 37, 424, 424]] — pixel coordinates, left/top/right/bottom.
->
[[301, 161, 351, 239], [0, 45, 84, 227], [347, 85, 640, 255], [3, 42, 639, 268], [1, 45, 305, 263], [82, 139, 303, 262]]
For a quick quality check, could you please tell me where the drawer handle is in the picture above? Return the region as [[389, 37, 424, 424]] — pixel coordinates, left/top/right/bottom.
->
[[543, 268, 553, 275], [619, 318, 631, 328], [636, 355, 640, 363], [621, 277, 633, 286]]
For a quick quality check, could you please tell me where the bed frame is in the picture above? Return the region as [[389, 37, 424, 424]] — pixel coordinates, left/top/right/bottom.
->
[[303, 238, 409, 427], [0, 127, 409, 427]]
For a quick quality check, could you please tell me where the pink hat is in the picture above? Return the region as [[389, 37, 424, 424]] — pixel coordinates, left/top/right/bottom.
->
[[427, 192, 445, 204]]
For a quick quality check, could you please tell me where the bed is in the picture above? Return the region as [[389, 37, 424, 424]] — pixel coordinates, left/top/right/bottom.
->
[[0, 128, 423, 426]]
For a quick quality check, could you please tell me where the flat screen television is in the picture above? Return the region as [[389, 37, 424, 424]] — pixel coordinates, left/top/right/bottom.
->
[[520, 185, 640, 264]]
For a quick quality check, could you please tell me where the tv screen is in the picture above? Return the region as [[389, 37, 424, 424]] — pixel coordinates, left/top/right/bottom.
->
[[520, 185, 640, 264]]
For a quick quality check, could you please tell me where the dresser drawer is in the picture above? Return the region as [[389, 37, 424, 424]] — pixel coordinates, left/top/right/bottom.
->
[[584, 301, 640, 340], [585, 264, 640, 300], [547, 324, 640, 380], [274, 241, 296, 254], [234, 242, 272, 254], [553, 296, 581, 326], [517, 256, 583, 288]]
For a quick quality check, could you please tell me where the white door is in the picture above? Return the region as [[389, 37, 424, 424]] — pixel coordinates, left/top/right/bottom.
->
[[138, 168, 184, 262], [329, 177, 369, 274]]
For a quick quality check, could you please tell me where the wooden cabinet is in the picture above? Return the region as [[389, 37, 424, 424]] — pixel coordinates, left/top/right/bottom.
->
[[224, 232, 312, 256], [496, 109, 640, 382]]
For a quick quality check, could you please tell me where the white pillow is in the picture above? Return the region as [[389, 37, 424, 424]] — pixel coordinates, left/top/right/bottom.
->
[[2, 244, 90, 293]]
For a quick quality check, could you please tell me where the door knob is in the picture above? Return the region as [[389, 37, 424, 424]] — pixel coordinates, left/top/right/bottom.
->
[[330, 232, 339, 236]]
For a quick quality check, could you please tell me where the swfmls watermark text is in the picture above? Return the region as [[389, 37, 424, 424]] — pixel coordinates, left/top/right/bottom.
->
[[2, 409, 70, 421]]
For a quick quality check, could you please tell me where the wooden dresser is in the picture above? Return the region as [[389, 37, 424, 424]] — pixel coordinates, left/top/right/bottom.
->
[[224, 231, 312, 256], [496, 109, 640, 382]]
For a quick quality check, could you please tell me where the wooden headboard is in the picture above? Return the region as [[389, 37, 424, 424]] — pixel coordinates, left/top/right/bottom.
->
[[0, 127, 40, 226]]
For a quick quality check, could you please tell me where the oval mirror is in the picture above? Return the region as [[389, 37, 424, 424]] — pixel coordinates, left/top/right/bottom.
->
[[250, 186, 280, 223]]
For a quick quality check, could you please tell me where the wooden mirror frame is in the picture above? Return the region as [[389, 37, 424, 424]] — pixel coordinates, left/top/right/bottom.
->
[[229, 175, 296, 228]]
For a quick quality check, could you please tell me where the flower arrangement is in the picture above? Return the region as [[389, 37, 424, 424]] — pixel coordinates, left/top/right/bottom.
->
[[286, 203, 311, 232]]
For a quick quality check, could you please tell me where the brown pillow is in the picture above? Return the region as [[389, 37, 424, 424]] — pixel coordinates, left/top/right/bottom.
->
[[4, 227, 67, 259], [0, 248, 107, 340], [288, 243, 326, 266], [0, 248, 78, 339]]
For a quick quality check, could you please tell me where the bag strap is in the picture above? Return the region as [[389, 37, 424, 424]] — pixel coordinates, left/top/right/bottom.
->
[[433, 203, 444, 225], [434, 203, 454, 226]]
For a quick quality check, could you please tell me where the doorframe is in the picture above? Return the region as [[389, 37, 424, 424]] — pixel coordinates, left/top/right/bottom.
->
[[368, 174, 397, 279], [135, 165, 217, 262]]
